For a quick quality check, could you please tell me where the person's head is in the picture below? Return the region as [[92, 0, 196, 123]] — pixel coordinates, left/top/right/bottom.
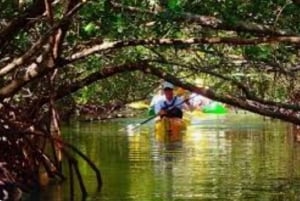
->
[[163, 82, 174, 101]]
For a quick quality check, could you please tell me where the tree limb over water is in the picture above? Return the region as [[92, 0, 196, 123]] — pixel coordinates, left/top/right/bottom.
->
[[1, 0, 300, 199]]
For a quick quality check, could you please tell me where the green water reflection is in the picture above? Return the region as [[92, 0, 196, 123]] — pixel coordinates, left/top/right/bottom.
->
[[28, 114, 300, 200]]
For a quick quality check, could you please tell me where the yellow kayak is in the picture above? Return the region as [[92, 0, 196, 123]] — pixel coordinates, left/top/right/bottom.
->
[[155, 117, 187, 142]]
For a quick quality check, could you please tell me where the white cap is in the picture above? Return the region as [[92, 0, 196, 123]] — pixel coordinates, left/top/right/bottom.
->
[[163, 82, 174, 89]]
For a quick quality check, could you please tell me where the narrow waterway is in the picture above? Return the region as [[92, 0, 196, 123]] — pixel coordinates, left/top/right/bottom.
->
[[27, 113, 300, 200]]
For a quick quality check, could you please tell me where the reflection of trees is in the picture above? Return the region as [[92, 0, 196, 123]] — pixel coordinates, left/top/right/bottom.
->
[[164, 151, 174, 201], [43, 118, 300, 200], [153, 143, 183, 201], [220, 122, 300, 200], [168, 118, 300, 200], [63, 122, 132, 200]]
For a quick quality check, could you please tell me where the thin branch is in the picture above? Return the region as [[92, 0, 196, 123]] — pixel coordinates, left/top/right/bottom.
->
[[22, 129, 103, 190], [2, 34, 300, 102], [110, 1, 292, 36], [140, 64, 300, 125], [35, 61, 150, 107], [68, 36, 300, 63], [149, 59, 300, 112], [0, 0, 47, 49], [0, 1, 84, 77]]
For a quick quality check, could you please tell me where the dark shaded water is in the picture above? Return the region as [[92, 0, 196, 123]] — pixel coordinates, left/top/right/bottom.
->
[[27, 113, 300, 200]]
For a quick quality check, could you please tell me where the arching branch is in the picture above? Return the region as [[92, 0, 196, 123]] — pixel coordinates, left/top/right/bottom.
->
[[28, 59, 300, 125], [140, 65, 300, 125], [69, 36, 300, 62]]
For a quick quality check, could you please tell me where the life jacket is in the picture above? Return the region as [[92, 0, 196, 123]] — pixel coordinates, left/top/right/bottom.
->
[[162, 97, 183, 118]]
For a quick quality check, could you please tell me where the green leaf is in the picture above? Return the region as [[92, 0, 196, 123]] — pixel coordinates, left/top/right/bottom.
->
[[244, 45, 272, 61], [84, 22, 96, 34], [168, 0, 182, 12]]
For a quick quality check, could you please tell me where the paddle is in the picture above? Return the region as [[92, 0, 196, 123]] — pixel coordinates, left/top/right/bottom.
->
[[126, 96, 194, 132]]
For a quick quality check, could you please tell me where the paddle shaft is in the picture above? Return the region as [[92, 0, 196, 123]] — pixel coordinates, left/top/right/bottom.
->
[[131, 96, 192, 129]]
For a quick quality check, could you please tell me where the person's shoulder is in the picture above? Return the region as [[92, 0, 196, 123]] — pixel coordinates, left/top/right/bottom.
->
[[156, 98, 166, 105]]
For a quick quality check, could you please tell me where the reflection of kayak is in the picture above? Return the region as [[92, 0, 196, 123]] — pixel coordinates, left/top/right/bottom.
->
[[155, 117, 187, 142], [128, 101, 149, 109], [202, 102, 227, 114]]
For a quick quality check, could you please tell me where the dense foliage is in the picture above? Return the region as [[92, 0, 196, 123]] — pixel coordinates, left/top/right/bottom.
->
[[1, 0, 300, 199]]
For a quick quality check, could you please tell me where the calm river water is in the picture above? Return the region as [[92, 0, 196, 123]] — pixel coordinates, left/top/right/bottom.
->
[[27, 113, 300, 201]]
